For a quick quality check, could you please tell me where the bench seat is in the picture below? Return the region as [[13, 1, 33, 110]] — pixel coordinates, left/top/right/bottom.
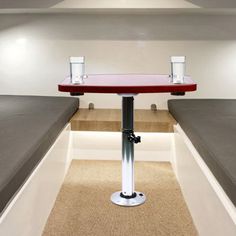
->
[[0, 95, 79, 215], [168, 99, 236, 206]]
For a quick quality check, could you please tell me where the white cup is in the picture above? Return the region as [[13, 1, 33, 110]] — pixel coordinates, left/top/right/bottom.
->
[[70, 56, 85, 84], [171, 56, 185, 84]]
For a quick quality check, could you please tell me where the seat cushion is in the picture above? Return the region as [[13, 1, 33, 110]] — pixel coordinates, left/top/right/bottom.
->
[[0, 95, 79, 214], [168, 99, 236, 206]]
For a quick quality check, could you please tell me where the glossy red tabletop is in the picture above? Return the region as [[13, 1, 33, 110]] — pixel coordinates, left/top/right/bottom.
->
[[58, 74, 197, 94]]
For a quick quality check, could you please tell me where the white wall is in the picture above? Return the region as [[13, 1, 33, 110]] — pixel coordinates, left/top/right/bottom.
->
[[0, 13, 236, 109], [72, 131, 172, 161]]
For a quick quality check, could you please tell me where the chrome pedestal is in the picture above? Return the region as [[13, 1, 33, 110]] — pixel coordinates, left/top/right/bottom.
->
[[111, 96, 146, 207]]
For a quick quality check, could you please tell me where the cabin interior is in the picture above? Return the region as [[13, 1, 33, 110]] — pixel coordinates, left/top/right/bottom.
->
[[0, 1, 236, 236]]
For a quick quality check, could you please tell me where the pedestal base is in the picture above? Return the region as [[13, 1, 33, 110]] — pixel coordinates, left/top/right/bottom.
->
[[111, 191, 146, 207]]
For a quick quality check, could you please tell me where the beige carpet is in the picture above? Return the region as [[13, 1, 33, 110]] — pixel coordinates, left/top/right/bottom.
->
[[43, 160, 197, 236]]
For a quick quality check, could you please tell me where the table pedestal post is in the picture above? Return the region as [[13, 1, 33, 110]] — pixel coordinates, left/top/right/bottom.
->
[[111, 96, 146, 207]]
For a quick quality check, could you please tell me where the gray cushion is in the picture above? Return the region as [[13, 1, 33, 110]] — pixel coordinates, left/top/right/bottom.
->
[[0, 95, 79, 214], [168, 99, 236, 206]]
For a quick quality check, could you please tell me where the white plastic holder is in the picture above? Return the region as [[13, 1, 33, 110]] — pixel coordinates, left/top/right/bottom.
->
[[170, 56, 186, 84], [70, 56, 86, 84]]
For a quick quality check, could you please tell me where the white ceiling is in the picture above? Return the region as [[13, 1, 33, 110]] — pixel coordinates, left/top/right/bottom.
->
[[0, 0, 63, 8], [0, 0, 235, 8], [186, 0, 236, 8], [52, 0, 198, 8]]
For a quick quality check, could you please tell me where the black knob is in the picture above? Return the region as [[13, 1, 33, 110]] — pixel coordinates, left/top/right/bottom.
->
[[127, 132, 141, 144], [134, 136, 141, 143]]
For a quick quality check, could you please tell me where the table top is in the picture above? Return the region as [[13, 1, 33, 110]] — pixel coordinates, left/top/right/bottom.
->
[[58, 74, 197, 94]]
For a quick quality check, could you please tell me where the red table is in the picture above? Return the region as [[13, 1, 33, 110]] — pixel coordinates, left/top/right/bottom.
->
[[59, 74, 197, 207]]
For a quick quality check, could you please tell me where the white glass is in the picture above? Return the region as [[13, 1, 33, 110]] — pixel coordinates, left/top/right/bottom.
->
[[171, 56, 185, 84], [70, 56, 85, 84]]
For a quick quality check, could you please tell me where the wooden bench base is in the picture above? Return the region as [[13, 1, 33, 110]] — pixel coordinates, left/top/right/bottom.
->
[[70, 109, 176, 132]]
